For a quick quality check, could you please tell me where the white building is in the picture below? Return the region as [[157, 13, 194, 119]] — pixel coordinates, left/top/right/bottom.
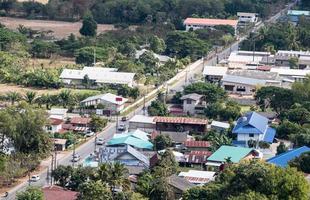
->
[[237, 12, 258, 24], [203, 66, 228, 83], [275, 50, 310, 68], [178, 170, 216, 185], [270, 68, 310, 82], [128, 115, 156, 132], [60, 67, 136, 87], [183, 18, 238, 35], [180, 93, 205, 115], [210, 120, 230, 132], [228, 51, 271, 68], [48, 108, 68, 120], [45, 118, 63, 133], [81, 93, 128, 114]]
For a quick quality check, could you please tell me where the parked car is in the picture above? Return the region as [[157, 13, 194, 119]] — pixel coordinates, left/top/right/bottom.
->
[[30, 175, 40, 182], [84, 130, 95, 137], [96, 138, 105, 145], [117, 124, 126, 131], [121, 116, 128, 121], [72, 154, 81, 162]]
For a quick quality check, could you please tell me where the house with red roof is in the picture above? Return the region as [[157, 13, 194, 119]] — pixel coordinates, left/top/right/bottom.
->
[[184, 140, 212, 151], [42, 186, 78, 200], [45, 118, 64, 133], [183, 17, 238, 35]]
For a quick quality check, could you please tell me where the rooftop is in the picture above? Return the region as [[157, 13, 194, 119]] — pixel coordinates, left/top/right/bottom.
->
[[168, 175, 195, 191], [287, 10, 310, 16], [184, 140, 211, 148], [227, 69, 279, 80], [207, 145, 253, 163], [233, 112, 268, 135], [184, 151, 212, 164], [107, 134, 153, 150], [203, 66, 228, 76], [237, 12, 257, 17], [181, 93, 203, 101], [42, 186, 78, 200], [222, 75, 267, 86], [49, 118, 63, 126], [267, 146, 310, 167], [179, 170, 216, 185], [129, 115, 155, 124], [81, 93, 128, 105], [211, 120, 230, 129], [184, 18, 238, 27], [154, 116, 208, 125], [270, 68, 310, 77], [70, 117, 91, 125]]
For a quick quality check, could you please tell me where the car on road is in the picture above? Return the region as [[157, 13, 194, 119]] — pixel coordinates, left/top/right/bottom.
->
[[117, 124, 126, 131], [96, 138, 105, 145], [30, 175, 40, 182], [84, 130, 95, 137], [72, 154, 81, 162], [121, 116, 128, 121]]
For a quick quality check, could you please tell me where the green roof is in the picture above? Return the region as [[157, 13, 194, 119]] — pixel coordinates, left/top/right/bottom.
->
[[107, 135, 153, 150], [207, 145, 253, 163]]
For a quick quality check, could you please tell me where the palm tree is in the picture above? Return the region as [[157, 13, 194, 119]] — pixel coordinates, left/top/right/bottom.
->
[[58, 90, 73, 108], [37, 94, 53, 109], [97, 162, 130, 195], [6, 91, 21, 105], [24, 91, 37, 104]]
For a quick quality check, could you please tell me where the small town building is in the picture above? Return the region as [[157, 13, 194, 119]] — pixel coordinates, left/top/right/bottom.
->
[[46, 118, 64, 133], [206, 145, 260, 167], [81, 93, 127, 114], [232, 112, 276, 147], [107, 131, 153, 150], [267, 146, 310, 167], [270, 68, 310, 82], [167, 175, 195, 200], [179, 170, 216, 185], [183, 18, 238, 35], [181, 93, 205, 115], [237, 12, 258, 25], [53, 138, 67, 151], [287, 10, 310, 24], [227, 51, 271, 68], [183, 140, 211, 151], [181, 151, 212, 168], [203, 66, 228, 83], [48, 108, 68, 120], [154, 116, 208, 134], [151, 131, 189, 144], [210, 120, 230, 132], [274, 50, 310, 68], [42, 186, 78, 200], [128, 115, 156, 132], [68, 117, 91, 132], [60, 67, 136, 87]]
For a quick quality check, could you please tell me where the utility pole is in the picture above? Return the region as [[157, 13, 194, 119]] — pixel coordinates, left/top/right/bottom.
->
[[115, 111, 119, 133], [50, 154, 54, 185], [143, 95, 146, 116], [72, 137, 76, 167], [94, 132, 98, 153]]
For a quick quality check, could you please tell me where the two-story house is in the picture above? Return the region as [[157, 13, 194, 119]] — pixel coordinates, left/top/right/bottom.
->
[[181, 93, 205, 115], [232, 112, 276, 147]]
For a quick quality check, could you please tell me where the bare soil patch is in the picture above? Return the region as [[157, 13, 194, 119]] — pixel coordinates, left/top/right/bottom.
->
[[0, 17, 115, 39]]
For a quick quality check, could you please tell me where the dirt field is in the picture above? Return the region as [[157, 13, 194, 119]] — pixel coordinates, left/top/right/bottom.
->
[[0, 17, 115, 39], [17, 0, 48, 4], [28, 58, 76, 69]]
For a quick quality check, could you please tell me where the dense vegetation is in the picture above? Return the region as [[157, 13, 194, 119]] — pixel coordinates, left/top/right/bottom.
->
[[183, 161, 310, 200], [0, 0, 289, 26], [241, 19, 310, 52]]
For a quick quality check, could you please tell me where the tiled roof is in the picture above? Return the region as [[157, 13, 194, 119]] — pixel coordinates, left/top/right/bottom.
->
[[185, 141, 211, 148], [184, 18, 238, 26], [154, 116, 208, 125], [70, 117, 91, 125], [267, 146, 310, 167], [42, 186, 78, 200], [207, 145, 253, 163], [50, 118, 63, 125]]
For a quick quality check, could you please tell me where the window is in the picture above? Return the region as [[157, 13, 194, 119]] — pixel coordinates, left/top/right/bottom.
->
[[236, 86, 246, 92], [249, 134, 254, 137], [186, 99, 192, 104]]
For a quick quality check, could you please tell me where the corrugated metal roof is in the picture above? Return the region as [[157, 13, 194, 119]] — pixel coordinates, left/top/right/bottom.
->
[[267, 146, 310, 167], [184, 18, 238, 26], [81, 93, 127, 105], [203, 66, 228, 76], [184, 151, 212, 163], [107, 135, 153, 150], [222, 75, 266, 86], [211, 120, 230, 129], [154, 116, 208, 125], [70, 117, 91, 125], [185, 141, 211, 148], [233, 112, 268, 135], [207, 145, 253, 163], [181, 93, 203, 101]]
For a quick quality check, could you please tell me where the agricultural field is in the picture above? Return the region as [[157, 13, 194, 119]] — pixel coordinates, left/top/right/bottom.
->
[[0, 17, 115, 39]]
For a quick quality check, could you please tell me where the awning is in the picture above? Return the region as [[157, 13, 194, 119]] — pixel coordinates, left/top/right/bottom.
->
[[205, 161, 222, 166]]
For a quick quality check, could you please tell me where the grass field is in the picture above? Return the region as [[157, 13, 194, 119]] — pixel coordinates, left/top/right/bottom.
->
[[0, 17, 115, 39]]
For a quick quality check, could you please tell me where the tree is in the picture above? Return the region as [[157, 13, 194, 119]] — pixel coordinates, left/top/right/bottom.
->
[[17, 187, 44, 200], [75, 47, 112, 65], [90, 115, 108, 132], [183, 161, 310, 200], [82, 75, 92, 88], [154, 149, 179, 176], [289, 152, 310, 173], [289, 57, 299, 69], [276, 120, 304, 139], [228, 191, 268, 200], [148, 100, 168, 116], [139, 51, 159, 76], [78, 180, 112, 200], [150, 35, 166, 54], [282, 104, 310, 125], [184, 82, 227, 103], [129, 87, 140, 100], [24, 91, 37, 105], [52, 165, 73, 188], [202, 130, 232, 151], [276, 142, 288, 155], [6, 91, 21, 105], [79, 11, 97, 37], [58, 90, 75, 108], [31, 39, 59, 58], [154, 134, 172, 150]]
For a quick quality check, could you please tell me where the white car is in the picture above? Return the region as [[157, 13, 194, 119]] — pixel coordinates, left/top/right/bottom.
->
[[84, 131, 95, 137], [30, 175, 40, 182], [72, 154, 81, 162], [96, 138, 105, 145], [117, 124, 126, 131]]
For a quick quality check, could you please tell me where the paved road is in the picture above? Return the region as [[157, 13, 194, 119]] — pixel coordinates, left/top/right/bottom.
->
[[3, 2, 295, 199]]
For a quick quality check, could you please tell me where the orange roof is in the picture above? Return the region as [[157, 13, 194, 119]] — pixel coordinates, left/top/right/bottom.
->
[[185, 140, 211, 148], [50, 118, 64, 126], [154, 116, 208, 125], [70, 117, 91, 125], [184, 18, 238, 27], [43, 186, 78, 200]]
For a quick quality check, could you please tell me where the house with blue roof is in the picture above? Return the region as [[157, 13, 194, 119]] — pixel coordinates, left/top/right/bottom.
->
[[232, 112, 276, 147], [267, 146, 310, 167]]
